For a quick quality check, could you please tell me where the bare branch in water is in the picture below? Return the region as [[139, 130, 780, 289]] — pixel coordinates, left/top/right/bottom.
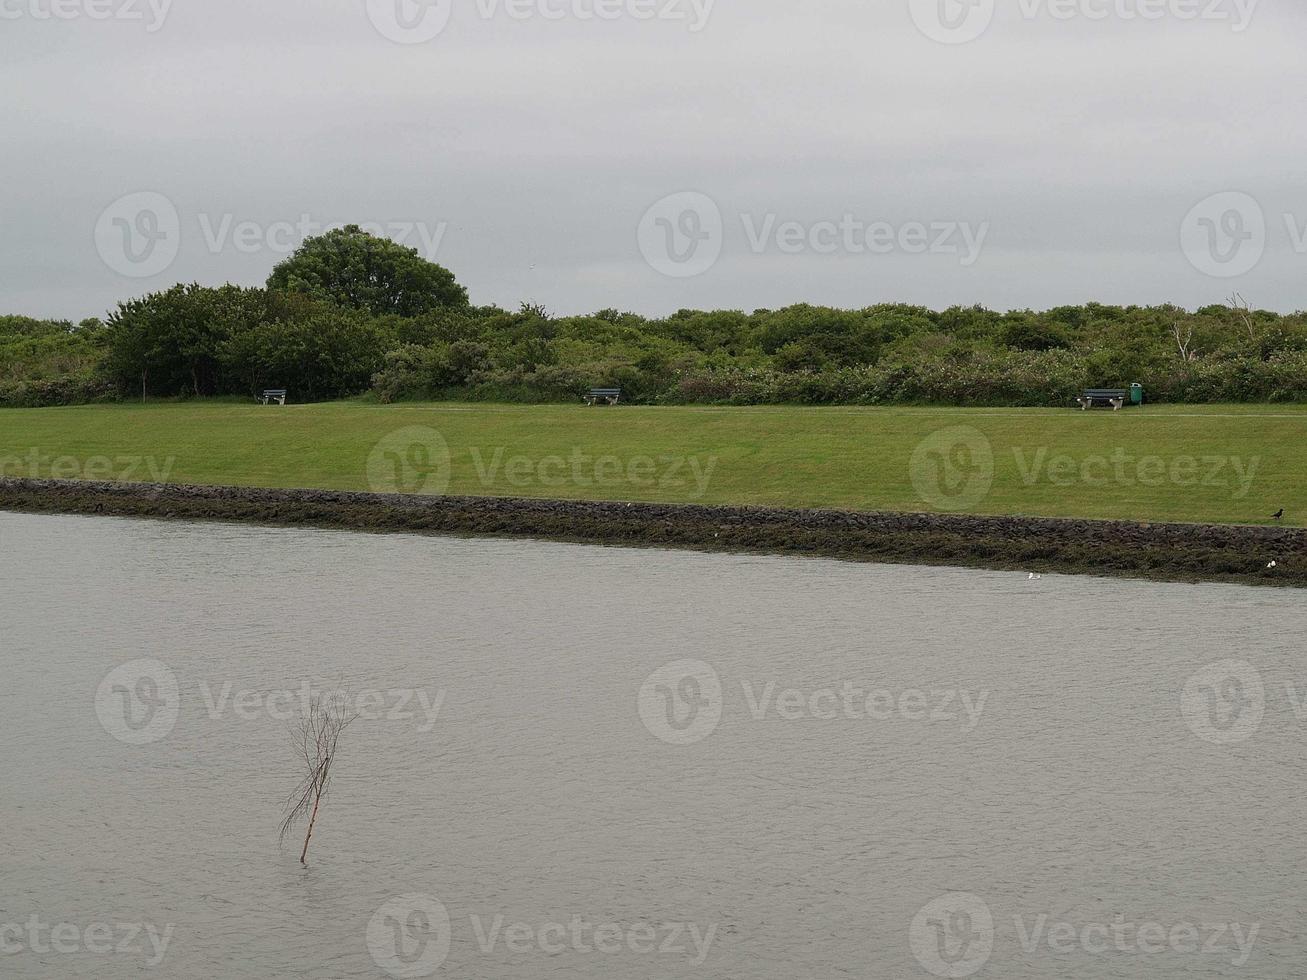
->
[[279, 691, 359, 865]]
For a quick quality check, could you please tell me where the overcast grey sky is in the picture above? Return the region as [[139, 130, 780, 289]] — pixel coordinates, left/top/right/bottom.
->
[[3, 0, 1306, 321]]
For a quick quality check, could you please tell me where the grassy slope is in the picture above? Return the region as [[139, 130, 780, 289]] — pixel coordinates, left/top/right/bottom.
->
[[0, 402, 1302, 526]]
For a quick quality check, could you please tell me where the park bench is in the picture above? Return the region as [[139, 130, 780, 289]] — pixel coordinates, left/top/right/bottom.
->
[[260, 389, 288, 406], [1077, 388, 1127, 411], [583, 387, 622, 406]]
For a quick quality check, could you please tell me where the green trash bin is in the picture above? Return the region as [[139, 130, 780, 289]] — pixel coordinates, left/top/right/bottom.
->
[[1130, 383, 1144, 406]]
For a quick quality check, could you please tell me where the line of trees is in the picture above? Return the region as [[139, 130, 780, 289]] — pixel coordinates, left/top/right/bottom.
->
[[4, 226, 1307, 407]]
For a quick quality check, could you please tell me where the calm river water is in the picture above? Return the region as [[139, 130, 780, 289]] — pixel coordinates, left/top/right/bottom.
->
[[1, 511, 1304, 978]]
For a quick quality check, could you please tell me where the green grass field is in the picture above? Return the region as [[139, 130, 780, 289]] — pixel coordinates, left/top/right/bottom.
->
[[1, 402, 1303, 526]]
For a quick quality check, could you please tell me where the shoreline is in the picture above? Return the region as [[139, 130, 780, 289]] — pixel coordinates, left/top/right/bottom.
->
[[1, 477, 1301, 587]]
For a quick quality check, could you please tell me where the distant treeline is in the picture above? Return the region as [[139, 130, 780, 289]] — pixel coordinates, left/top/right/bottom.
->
[[5, 226, 1307, 408]]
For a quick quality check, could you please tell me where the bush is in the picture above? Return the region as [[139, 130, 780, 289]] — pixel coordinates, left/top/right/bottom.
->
[[10, 266, 1307, 409], [1, 316, 107, 386], [219, 307, 388, 401], [0, 376, 115, 408]]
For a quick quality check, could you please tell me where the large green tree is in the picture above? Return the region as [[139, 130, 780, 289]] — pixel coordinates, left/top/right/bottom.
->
[[267, 225, 468, 317]]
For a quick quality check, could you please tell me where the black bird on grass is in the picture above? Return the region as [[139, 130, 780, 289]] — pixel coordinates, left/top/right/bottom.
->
[[1272, 509, 1285, 521]]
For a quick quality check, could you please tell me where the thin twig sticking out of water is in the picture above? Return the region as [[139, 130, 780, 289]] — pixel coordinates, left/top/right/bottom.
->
[[279, 692, 359, 866]]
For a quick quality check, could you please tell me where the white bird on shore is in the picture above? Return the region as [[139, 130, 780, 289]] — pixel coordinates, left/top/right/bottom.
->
[[1268, 561, 1278, 569], [1028, 573, 1042, 580]]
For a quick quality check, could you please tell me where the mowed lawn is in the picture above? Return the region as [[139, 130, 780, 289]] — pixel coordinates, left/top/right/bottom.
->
[[0, 401, 1304, 526]]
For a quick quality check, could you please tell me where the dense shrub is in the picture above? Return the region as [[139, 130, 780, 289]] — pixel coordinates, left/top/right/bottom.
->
[[1, 316, 106, 381], [6, 229, 1307, 407], [219, 307, 388, 401], [0, 376, 115, 408]]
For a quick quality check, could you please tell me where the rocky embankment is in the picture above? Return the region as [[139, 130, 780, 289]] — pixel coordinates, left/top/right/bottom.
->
[[0, 477, 1301, 586]]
